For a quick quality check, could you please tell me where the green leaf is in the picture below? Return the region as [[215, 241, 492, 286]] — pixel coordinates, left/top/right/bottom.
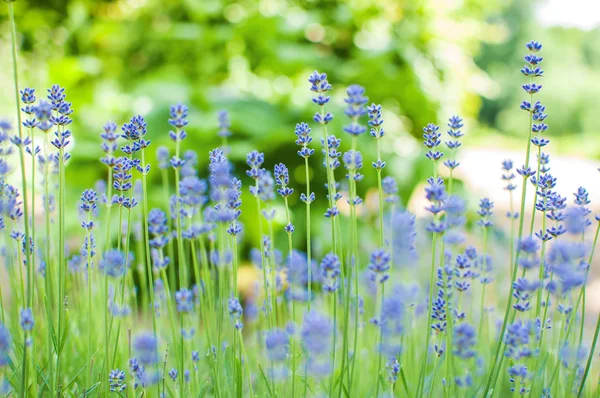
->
[[341, 383, 351, 398], [198, 380, 210, 397], [235, 356, 243, 397], [35, 363, 51, 395], [58, 309, 71, 355], [79, 382, 101, 398], [257, 362, 274, 397], [65, 362, 89, 390], [400, 367, 412, 398]]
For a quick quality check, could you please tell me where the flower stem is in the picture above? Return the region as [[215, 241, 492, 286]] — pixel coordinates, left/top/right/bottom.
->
[[575, 220, 600, 397], [141, 147, 161, 396], [483, 88, 535, 396], [304, 157, 312, 311]]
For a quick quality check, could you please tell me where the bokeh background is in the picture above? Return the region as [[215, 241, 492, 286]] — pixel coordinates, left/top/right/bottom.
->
[[2, 0, 600, 299]]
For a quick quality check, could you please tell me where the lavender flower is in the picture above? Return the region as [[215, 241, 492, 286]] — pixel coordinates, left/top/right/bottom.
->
[[0, 324, 10, 367], [175, 288, 194, 313], [309, 71, 333, 125], [109, 369, 126, 392], [368, 249, 391, 284], [228, 298, 244, 330], [217, 110, 231, 138], [343, 84, 368, 136], [320, 253, 340, 293], [423, 123, 443, 162], [133, 332, 159, 365], [100, 249, 128, 278]]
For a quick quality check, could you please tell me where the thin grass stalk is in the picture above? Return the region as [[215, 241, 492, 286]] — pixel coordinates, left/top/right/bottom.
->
[[85, 212, 94, 389], [417, 161, 439, 397], [528, 145, 543, 236], [162, 168, 177, 289], [283, 196, 296, 397], [304, 157, 312, 311], [575, 220, 600, 397], [140, 147, 161, 396], [6, 4, 33, 394], [483, 78, 535, 396], [55, 140, 65, 394], [375, 282, 385, 397], [174, 135, 188, 287]]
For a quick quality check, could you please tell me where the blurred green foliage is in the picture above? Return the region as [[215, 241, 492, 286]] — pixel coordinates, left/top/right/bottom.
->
[[1, 0, 597, 251]]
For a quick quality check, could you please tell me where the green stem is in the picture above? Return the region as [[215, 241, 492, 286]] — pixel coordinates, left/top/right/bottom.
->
[[283, 196, 296, 397], [85, 214, 94, 389], [141, 148, 160, 396], [478, 228, 489, 350], [162, 168, 177, 290], [483, 87, 535, 396], [7, 4, 33, 395], [174, 135, 188, 287], [575, 220, 600, 397], [304, 156, 312, 311], [375, 283, 386, 397]]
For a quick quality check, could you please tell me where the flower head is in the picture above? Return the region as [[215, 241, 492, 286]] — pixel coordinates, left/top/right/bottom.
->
[[133, 332, 159, 365], [100, 249, 128, 278]]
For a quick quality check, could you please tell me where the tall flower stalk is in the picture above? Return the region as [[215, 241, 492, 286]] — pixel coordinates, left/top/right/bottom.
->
[[417, 122, 446, 396], [342, 84, 368, 392], [6, 4, 33, 393], [483, 41, 545, 395], [295, 122, 315, 310]]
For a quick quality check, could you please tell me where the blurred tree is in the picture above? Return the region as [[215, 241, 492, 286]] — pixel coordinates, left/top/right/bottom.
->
[[0, 0, 516, 248]]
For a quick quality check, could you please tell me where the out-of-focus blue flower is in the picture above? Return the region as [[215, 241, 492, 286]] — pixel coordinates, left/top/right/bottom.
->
[[512, 278, 539, 312], [320, 253, 340, 293], [0, 324, 10, 367], [565, 206, 591, 236], [477, 198, 494, 228], [156, 146, 170, 170], [265, 329, 289, 362], [20, 308, 34, 332], [343, 85, 368, 136], [391, 211, 418, 266], [100, 249, 129, 278], [508, 364, 529, 395], [444, 195, 467, 245], [425, 177, 447, 233], [228, 298, 244, 330], [502, 159, 518, 193], [369, 249, 391, 284], [382, 176, 399, 204], [505, 320, 536, 360], [386, 357, 400, 384], [217, 110, 231, 138], [546, 240, 588, 296], [148, 208, 170, 250], [301, 310, 332, 356], [175, 288, 194, 312], [133, 332, 159, 365], [517, 236, 540, 272], [453, 323, 476, 359]]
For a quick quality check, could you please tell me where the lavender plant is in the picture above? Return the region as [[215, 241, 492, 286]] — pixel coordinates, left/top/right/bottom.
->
[[3, 4, 600, 396]]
